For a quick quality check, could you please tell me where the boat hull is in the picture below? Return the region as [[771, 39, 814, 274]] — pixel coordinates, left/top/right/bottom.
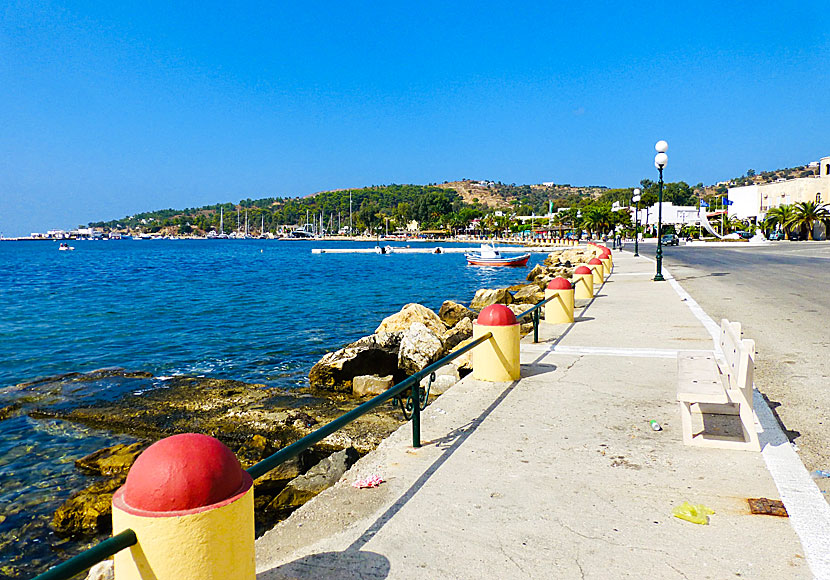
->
[[465, 253, 530, 267]]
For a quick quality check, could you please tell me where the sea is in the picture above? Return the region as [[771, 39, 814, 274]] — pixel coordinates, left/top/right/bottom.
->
[[0, 239, 545, 578]]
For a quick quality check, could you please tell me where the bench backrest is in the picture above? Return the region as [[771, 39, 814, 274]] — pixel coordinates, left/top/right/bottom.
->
[[719, 319, 755, 403]]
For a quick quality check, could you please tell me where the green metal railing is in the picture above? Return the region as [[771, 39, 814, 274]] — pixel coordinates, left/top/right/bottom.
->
[[35, 284, 578, 579], [32, 332, 494, 580], [33, 529, 137, 580], [517, 291, 566, 343], [248, 330, 493, 475]]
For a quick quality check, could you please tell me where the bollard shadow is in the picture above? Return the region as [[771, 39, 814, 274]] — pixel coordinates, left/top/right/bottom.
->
[[257, 550, 390, 580], [519, 363, 557, 378], [574, 316, 595, 323]]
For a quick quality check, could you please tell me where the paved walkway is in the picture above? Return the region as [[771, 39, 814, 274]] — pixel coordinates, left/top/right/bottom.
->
[[256, 251, 829, 579]]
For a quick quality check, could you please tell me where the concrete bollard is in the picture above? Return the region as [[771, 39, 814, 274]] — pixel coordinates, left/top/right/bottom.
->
[[112, 433, 255, 580], [545, 277, 574, 324], [472, 304, 520, 381], [588, 258, 604, 285], [599, 255, 611, 278], [573, 265, 594, 299]]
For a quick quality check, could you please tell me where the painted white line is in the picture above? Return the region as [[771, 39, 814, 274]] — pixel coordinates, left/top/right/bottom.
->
[[522, 344, 704, 359], [664, 263, 830, 579]]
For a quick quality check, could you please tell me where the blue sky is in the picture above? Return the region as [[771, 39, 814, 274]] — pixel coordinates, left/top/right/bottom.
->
[[2, 1, 828, 235]]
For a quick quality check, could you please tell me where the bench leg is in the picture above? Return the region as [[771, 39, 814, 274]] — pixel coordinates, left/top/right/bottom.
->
[[738, 399, 761, 451], [679, 401, 695, 445]]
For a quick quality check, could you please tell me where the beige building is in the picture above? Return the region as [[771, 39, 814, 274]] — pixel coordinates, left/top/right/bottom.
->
[[728, 156, 830, 218]]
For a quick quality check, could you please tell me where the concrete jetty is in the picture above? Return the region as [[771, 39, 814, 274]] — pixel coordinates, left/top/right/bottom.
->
[[311, 245, 567, 254], [255, 251, 830, 579]]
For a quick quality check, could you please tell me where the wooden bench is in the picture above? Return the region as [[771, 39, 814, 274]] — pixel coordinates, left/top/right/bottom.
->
[[677, 319, 759, 451]]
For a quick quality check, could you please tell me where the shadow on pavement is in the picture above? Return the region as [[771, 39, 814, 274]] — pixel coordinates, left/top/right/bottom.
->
[[257, 550, 390, 580], [761, 394, 802, 443]]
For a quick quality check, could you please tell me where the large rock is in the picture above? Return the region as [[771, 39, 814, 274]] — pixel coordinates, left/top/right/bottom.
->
[[420, 365, 460, 395], [347, 331, 401, 351], [85, 561, 114, 580], [398, 322, 444, 375], [441, 317, 473, 352], [375, 303, 446, 337], [470, 288, 514, 310], [270, 448, 359, 510], [506, 304, 535, 334], [75, 442, 145, 476], [52, 477, 123, 535], [438, 300, 475, 328], [309, 343, 398, 392], [353, 374, 395, 397], [527, 264, 545, 281], [512, 284, 545, 304]]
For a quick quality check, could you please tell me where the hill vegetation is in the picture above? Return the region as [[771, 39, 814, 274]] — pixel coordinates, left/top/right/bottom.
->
[[87, 160, 822, 237]]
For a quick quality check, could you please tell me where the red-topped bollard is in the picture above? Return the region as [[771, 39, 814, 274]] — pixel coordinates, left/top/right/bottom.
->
[[573, 265, 594, 299], [472, 304, 520, 381], [598, 249, 612, 277], [545, 277, 574, 323], [112, 433, 255, 580], [588, 257, 604, 285]]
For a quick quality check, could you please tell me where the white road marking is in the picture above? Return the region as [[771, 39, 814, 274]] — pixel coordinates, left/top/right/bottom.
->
[[522, 344, 704, 358]]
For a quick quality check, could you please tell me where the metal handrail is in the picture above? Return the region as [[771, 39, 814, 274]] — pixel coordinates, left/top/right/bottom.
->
[[516, 293, 562, 343], [33, 529, 137, 580], [248, 330, 493, 477]]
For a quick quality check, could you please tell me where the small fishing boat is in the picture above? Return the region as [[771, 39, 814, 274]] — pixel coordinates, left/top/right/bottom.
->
[[58, 243, 74, 251], [465, 244, 529, 267]]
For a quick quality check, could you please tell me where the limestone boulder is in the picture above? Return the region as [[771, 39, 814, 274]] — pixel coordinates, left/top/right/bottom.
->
[[375, 303, 445, 337], [526, 264, 545, 281], [398, 322, 444, 375], [438, 300, 475, 328], [85, 561, 114, 580], [347, 331, 401, 352], [512, 284, 545, 304], [75, 442, 145, 476], [506, 304, 535, 334], [270, 448, 359, 510], [441, 317, 473, 352], [420, 365, 460, 395], [449, 338, 474, 371], [470, 288, 514, 310], [52, 476, 123, 535], [309, 344, 398, 392], [353, 374, 395, 397]]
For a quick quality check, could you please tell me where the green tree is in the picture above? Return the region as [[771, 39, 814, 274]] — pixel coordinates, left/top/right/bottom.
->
[[787, 201, 830, 240]]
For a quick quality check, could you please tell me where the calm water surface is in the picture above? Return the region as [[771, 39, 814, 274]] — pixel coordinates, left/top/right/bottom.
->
[[0, 239, 542, 577]]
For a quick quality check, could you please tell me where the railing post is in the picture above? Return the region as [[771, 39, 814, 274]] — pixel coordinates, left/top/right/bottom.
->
[[533, 308, 539, 343], [411, 380, 421, 448]]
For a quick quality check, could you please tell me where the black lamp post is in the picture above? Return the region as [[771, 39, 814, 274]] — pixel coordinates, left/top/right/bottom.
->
[[632, 188, 641, 257], [653, 140, 668, 282]]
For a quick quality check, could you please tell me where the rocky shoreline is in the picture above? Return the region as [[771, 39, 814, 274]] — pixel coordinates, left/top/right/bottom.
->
[[2, 246, 597, 579]]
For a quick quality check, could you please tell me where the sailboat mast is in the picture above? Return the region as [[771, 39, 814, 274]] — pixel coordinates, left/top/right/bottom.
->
[[220, 207, 224, 233]]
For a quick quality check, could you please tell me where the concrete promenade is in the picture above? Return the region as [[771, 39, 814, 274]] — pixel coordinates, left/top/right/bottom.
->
[[255, 251, 829, 579]]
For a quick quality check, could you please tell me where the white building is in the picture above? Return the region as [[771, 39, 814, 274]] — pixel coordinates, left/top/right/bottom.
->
[[635, 202, 699, 228], [727, 155, 830, 220]]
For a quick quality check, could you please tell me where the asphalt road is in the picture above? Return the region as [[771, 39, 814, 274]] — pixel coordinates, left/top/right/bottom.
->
[[639, 241, 830, 496]]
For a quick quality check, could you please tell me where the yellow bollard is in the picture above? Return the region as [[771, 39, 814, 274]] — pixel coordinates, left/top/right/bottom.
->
[[588, 258, 604, 286], [545, 278, 574, 323], [573, 265, 594, 299], [112, 434, 255, 580], [600, 256, 611, 278], [472, 304, 520, 381]]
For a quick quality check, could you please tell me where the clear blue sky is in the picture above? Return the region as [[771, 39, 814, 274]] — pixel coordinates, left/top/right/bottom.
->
[[2, 1, 828, 236]]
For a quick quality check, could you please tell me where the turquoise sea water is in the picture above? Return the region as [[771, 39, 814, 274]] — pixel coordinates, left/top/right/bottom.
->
[[0, 239, 543, 577]]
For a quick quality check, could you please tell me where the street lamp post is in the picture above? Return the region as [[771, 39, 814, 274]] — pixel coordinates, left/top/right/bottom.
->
[[653, 140, 668, 281], [632, 188, 641, 257]]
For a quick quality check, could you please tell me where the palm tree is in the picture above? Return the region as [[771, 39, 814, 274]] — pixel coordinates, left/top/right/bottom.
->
[[766, 205, 797, 240], [787, 201, 830, 240]]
